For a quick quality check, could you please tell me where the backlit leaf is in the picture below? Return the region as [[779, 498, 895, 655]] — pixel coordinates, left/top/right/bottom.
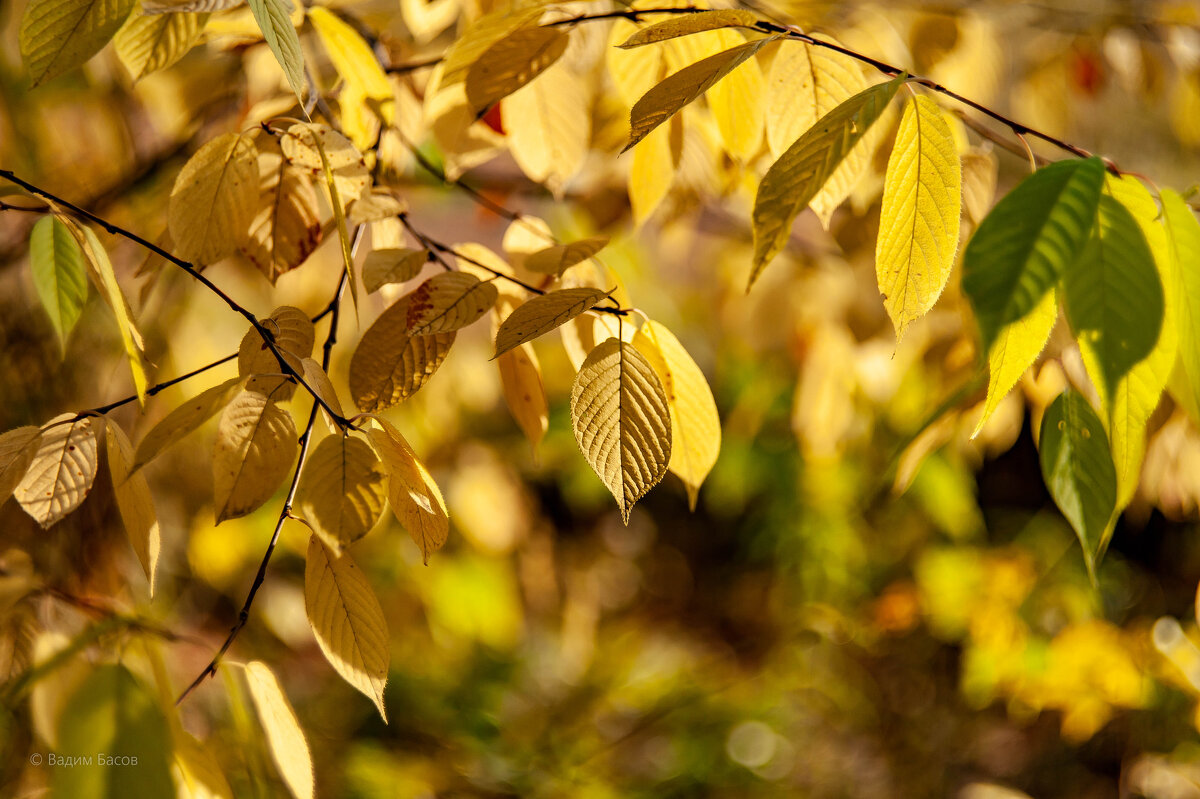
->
[[571, 338, 672, 523], [619, 10, 758, 48], [29, 215, 87, 351], [280, 124, 371, 202], [503, 60, 591, 197], [304, 536, 389, 720], [238, 305, 315, 400], [362, 248, 427, 292], [143, 0, 238, 11], [212, 386, 298, 523], [172, 731, 235, 799], [0, 426, 43, 504], [114, 6, 207, 81], [133, 375, 244, 470], [168, 131, 260, 266], [349, 298, 456, 412], [629, 115, 681, 225], [751, 74, 903, 287], [439, 5, 544, 88], [974, 288, 1057, 437], [309, 7, 393, 122], [633, 320, 720, 510], [962, 157, 1105, 355], [494, 287, 612, 358], [961, 147, 998, 225], [406, 272, 498, 335], [624, 36, 774, 153], [53, 665, 174, 799], [296, 434, 387, 552], [525, 237, 609, 276], [244, 660, 314, 799], [245, 0, 305, 103], [20, 0, 136, 86], [366, 416, 449, 562], [678, 28, 765, 161], [14, 414, 97, 529], [465, 25, 569, 115], [240, 133, 322, 283], [348, 193, 406, 225], [875, 95, 962, 340], [607, 16, 668, 108], [105, 418, 160, 594], [1163, 189, 1200, 422], [495, 297, 548, 457], [300, 358, 345, 429], [1039, 389, 1117, 579]]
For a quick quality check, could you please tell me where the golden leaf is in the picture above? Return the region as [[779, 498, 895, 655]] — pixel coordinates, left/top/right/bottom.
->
[[240, 133, 322, 283], [133, 375, 244, 470], [465, 25, 569, 115], [296, 435, 387, 552], [212, 386, 298, 523], [0, 426, 43, 504], [168, 131, 260, 266], [243, 661, 314, 799], [406, 272, 499, 336], [349, 298, 456, 412], [502, 60, 591, 197], [238, 305, 315, 401], [362, 248, 427, 293], [114, 6, 207, 81], [524, 237, 608, 276], [366, 416, 449, 562], [14, 414, 98, 529], [493, 287, 612, 358], [105, 418, 161, 594], [20, 0, 136, 86]]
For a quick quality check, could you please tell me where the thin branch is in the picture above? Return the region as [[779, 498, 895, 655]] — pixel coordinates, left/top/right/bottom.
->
[[0, 170, 355, 430], [175, 247, 356, 706]]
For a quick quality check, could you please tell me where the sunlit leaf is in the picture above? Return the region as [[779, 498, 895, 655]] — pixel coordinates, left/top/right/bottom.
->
[[243, 660, 314, 799], [619, 10, 758, 48], [0, 426, 43, 505], [632, 320, 720, 510], [114, 6, 207, 81], [20, 0, 136, 86], [304, 536, 389, 720], [168, 131, 260, 266], [1163, 189, 1200, 422], [29, 215, 87, 351], [14, 414, 97, 529], [212, 386, 297, 523], [296, 434, 387, 551], [366, 416, 449, 562], [974, 288, 1057, 437], [133, 375, 244, 470], [362, 247, 427, 292], [309, 6, 393, 122], [300, 358, 344, 429], [876, 95, 961, 340], [406, 272, 498, 336], [245, 0, 305, 104], [349, 297, 456, 412], [465, 25, 568, 115], [105, 418, 161, 594], [571, 338, 672, 523], [502, 60, 591, 197], [240, 133, 322, 283], [1038, 389, 1117, 579], [751, 75, 903, 287], [493, 287, 612, 358], [962, 157, 1105, 354], [439, 5, 544, 88], [238, 305, 315, 400], [525, 237, 609, 276]]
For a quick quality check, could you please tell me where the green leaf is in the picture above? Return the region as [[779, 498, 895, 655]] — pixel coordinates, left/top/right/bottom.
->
[[1064, 193, 1164, 401], [20, 0, 136, 87], [29, 215, 87, 351], [1162, 189, 1200, 422], [750, 74, 903, 287], [618, 10, 759, 49], [1038, 389, 1117, 580], [961, 157, 1105, 354], [875, 95, 961, 340], [53, 664, 174, 799], [246, 0, 305, 104], [623, 36, 776, 154]]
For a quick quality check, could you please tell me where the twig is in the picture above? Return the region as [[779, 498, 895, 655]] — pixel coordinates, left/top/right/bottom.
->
[[175, 245, 356, 706], [0, 170, 354, 430]]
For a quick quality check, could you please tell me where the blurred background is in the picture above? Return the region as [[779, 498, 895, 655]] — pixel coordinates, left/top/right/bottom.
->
[[3, 0, 1200, 796]]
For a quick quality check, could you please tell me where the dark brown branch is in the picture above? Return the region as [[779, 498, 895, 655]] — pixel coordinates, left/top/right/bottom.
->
[[175, 238, 357, 706], [0, 170, 355, 430]]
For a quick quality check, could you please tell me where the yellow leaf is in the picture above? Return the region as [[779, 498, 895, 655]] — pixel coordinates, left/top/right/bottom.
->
[[425, 82, 505, 181], [238, 305, 315, 401], [629, 116, 681, 225], [502, 60, 590, 197], [349, 297, 456, 412], [974, 288, 1057, 437], [465, 25, 568, 115], [1163, 189, 1200, 423], [114, 6, 207, 81], [296, 435, 387, 552], [243, 660, 314, 799], [308, 7, 394, 123], [105, 418, 161, 594], [439, 5, 544, 88], [172, 731, 234, 799], [398, 0, 456, 44], [571, 338, 672, 523], [525, 237, 608, 276], [494, 287, 612, 358], [303, 536, 389, 720], [494, 297, 548, 458], [406, 272, 499, 336], [765, 40, 872, 228], [366, 416, 449, 563], [875, 95, 962, 340], [240, 133, 322, 283], [61, 216, 150, 401], [633, 320, 720, 510], [624, 36, 774, 153], [168, 132, 259, 266], [0, 426, 43, 504], [133, 375, 244, 470], [348, 193, 407, 225], [961, 147, 998, 225], [212, 386, 298, 523], [671, 28, 764, 161], [619, 10, 759, 49], [607, 17, 667, 108], [280, 123, 371, 202], [300, 358, 345, 429], [142, 0, 237, 12], [14, 414, 98, 529], [30, 631, 91, 749], [20, 0, 136, 86], [362, 248, 427, 293]]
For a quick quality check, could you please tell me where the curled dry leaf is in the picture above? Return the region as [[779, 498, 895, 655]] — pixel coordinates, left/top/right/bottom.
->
[[14, 414, 98, 529]]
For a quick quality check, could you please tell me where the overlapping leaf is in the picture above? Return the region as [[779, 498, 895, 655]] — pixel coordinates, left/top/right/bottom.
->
[[133, 375, 244, 470], [974, 289, 1057, 437], [525, 238, 608, 276], [619, 10, 758, 49], [169, 132, 260, 266], [240, 134, 322, 283], [245, 0, 305, 103], [439, 5, 544, 87], [465, 25, 568, 115], [961, 157, 1105, 353], [14, 415, 97, 529], [114, 6, 207, 81], [406, 272, 498, 335], [105, 418, 160, 594], [296, 435, 387, 552], [349, 298, 456, 411], [751, 75, 903, 287], [238, 305, 314, 400], [875, 95, 961, 340], [0, 426, 43, 503], [366, 417, 449, 562], [309, 7, 393, 121], [362, 248, 427, 292], [571, 338, 672, 523], [493, 287, 612, 358], [212, 386, 297, 523], [29, 215, 87, 351], [304, 536, 389, 720], [244, 661, 314, 799], [503, 61, 591, 197], [20, 0, 136, 86]]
